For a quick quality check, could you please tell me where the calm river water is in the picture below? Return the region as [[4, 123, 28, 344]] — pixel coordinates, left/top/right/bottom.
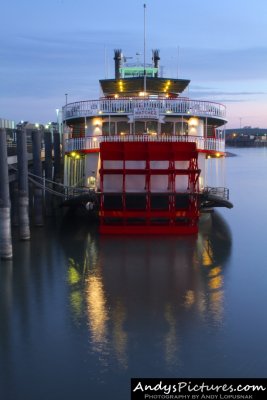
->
[[1, 147, 267, 400]]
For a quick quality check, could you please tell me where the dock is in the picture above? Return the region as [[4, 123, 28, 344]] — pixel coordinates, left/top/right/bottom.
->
[[1, 126, 91, 260]]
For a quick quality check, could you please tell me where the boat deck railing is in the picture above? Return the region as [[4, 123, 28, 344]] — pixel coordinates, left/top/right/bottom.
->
[[65, 134, 225, 153], [63, 98, 226, 120], [203, 186, 229, 200]]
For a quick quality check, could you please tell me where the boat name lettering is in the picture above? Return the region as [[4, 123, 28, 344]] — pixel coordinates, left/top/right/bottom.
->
[[133, 107, 159, 120]]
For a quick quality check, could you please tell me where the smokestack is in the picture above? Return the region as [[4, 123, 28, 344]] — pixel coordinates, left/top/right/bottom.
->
[[114, 49, 123, 79], [152, 49, 160, 77]]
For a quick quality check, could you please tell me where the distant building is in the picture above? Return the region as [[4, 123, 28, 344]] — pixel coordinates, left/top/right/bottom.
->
[[0, 117, 16, 141], [225, 127, 267, 146], [226, 127, 267, 137], [0, 118, 16, 129], [16, 121, 58, 143]]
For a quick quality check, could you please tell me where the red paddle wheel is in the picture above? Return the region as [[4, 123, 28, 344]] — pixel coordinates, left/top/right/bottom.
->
[[99, 140, 200, 234]]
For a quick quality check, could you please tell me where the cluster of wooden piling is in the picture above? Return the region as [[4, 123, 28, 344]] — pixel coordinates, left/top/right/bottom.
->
[[0, 127, 61, 260]]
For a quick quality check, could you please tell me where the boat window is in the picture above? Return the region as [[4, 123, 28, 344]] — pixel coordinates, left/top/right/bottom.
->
[[175, 121, 188, 135], [117, 121, 130, 135], [146, 121, 158, 134], [134, 121, 145, 134], [160, 122, 173, 135], [102, 121, 116, 136]]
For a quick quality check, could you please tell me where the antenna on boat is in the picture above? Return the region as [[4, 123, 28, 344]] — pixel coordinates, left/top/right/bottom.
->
[[143, 3, 147, 94], [177, 45, 180, 78]]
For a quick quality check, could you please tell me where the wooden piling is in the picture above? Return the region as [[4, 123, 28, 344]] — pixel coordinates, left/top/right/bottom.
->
[[44, 129, 53, 215], [32, 129, 44, 226], [17, 126, 30, 239], [44, 130, 53, 180], [10, 181, 19, 226], [53, 130, 61, 183], [0, 128, 13, 259]]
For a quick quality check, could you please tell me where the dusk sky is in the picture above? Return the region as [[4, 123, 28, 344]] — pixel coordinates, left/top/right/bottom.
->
[[1, 0, 267, 128]]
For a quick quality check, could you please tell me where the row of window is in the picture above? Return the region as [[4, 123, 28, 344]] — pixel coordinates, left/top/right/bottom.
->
[[71, 121, 215, 137], [102, 121, 189, 135]]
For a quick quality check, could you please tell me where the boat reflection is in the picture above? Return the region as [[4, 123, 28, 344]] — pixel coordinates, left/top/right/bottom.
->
[[61, 211, 232, 369]]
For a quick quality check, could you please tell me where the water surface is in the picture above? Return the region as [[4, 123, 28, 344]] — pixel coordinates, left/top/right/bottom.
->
[[0, 147, 267, 400]]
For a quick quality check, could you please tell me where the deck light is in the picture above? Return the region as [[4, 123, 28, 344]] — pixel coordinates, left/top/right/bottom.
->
[[119, 81, 123, 92], [88, 176, 96, 187], [188, 117, 199, 127], [94, 118, 102, 127]]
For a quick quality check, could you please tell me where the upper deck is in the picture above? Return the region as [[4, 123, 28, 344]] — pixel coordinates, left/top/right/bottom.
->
[[63, 48, 227, 126], [63, 97, 226, 124]]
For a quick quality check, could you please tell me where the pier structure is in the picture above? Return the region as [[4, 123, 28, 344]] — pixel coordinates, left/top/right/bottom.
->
[[16, 126, 30, 240], [0, 123, 67, 260], [0, 128, 13, 259], [32, 128, 44, 226]]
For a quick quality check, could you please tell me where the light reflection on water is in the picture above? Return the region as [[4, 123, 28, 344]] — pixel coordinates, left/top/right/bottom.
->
[[62, 211, 231, 372]]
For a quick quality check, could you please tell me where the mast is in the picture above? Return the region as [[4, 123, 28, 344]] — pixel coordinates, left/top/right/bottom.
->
[[143, 3, 146, 94]]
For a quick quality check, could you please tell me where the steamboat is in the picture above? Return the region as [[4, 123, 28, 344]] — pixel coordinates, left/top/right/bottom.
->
[[63, 49, 232, 234]]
